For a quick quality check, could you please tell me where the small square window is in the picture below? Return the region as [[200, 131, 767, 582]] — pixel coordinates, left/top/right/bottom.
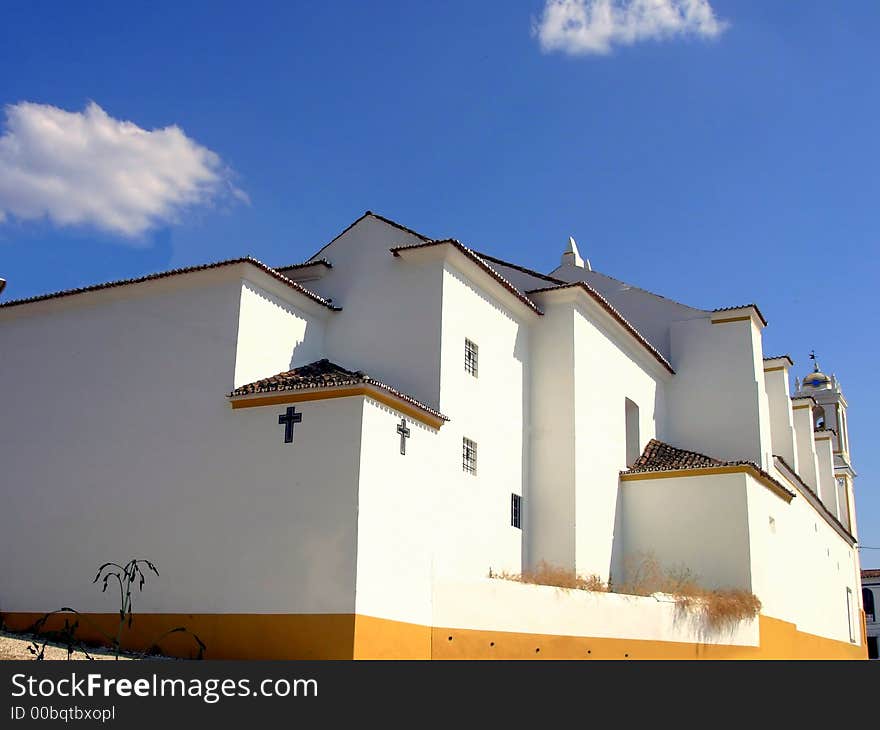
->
[[465, 339, 478, 377], [462, 437, 477, 475], [511, 494, 522, 529]]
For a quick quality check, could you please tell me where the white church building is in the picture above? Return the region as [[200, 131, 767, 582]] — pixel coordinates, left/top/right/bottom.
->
[[0, 212, 867, 659]]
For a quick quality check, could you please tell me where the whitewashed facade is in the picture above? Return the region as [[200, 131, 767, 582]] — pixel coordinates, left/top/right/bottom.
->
[[0, 212, 866, 658]]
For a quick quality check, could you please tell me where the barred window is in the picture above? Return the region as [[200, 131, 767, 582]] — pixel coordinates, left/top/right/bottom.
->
[[462, 437, 477, 475], [464, 338, 478, 377], [511, 493, 522, 529]]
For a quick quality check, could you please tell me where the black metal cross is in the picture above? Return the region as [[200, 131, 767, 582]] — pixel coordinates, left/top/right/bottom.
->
[[278, 406, 302, 444], [396, 418, 411, 455]]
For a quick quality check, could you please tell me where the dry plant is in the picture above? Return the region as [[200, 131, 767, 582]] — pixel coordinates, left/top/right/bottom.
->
[[490, 561, 608, 593], [614, 552, 761, 631], [491, 552, 761, 631], [675, 589, 762, 632]]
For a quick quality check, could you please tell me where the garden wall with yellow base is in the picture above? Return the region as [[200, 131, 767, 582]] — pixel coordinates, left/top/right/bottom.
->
[[2, 579, 866, 660]]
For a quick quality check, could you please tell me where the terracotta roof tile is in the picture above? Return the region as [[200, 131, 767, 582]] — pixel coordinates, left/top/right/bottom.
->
[[629, 439, 723, 472], [0, 257, 340, 312], [623, 439, 796, 500], [862, 569, 880, 579], [229, 358, 448, 422]]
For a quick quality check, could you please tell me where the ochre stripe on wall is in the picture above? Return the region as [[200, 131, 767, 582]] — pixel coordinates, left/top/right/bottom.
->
[[0, 612, 865, 660], [229, 387, 445, 429]]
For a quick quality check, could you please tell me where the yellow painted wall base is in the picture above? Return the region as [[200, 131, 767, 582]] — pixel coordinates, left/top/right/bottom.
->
[[1, 612, 866, 660]]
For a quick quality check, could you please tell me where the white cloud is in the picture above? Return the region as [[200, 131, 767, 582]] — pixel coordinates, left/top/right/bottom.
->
[[0, 101, 246, 239], [534, 0, 728, 56]]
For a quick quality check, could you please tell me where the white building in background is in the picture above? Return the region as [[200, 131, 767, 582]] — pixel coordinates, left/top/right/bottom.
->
[[863, 570, 879, 659], [0, 211, 867, 659]]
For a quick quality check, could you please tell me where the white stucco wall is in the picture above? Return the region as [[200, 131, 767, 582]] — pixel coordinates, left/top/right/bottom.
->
[[748, 471, 860, 645], [233, 278, 327, 388], [619, 472, 753, 591], [305, 216, 444, 410], [0, 272, 362, 616], [354, 398, 444, 626], [665, 317, 772, 467], [551, 264, 706, 361], [528, 301, 576, 571], [792, 402, 820, 491], [815, 436, 839, 519], [433, 263, 531, 579], [527, 292, 666, 581], [570, 300, 666, 581], [432, 577, 758, 647], [763, 365, 799, 470]]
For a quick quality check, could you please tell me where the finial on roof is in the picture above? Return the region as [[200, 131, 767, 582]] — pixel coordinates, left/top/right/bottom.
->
[[561, 236, 589, 270], [803, 351, 831, 389]]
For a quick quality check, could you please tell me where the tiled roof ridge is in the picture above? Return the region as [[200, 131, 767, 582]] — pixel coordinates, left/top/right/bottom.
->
[[229, 358, 448, 422], [626, 439, 723, 472], [563, 265, 705, 312], [622, 439, 796, 500], [763, 354, 794, 364], [470, 250, 567, 286], [862, 569, 880, 579], [712, 304, 768, 326], [0, 257, 340, 312], [308, 210, 432, 262], [275, 258, 333, 271], [527, 282, 674, 374], [391, 239, 543, 316], [773, 455, 855, 542]]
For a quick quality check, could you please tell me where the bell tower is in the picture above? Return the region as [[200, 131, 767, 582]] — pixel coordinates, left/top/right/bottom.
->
[[793, 352, 857, 533]]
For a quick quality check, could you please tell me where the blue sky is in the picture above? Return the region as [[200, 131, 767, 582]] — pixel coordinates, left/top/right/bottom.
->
[[1, 1, 878, 566]]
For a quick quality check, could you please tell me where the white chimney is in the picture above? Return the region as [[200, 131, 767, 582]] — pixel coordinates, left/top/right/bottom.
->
[[561, 236, 590, 270]]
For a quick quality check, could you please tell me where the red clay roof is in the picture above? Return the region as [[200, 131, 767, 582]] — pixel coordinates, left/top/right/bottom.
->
[[391, 239, 544, 316], [229, 358, 448, 422], [527, 282, 674, 374], [0, 257, 340, 312], [629, 439, 723, 471], [624, 439, 796, 500], [862, 569, 880, 579]]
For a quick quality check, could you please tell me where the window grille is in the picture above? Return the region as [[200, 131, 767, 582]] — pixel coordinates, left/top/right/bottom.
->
[[462, 437, 477, 475]]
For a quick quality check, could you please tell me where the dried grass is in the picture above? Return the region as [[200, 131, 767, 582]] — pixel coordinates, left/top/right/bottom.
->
[[616, 553, 761, 630], [491, 561, 608, 593], [491, 553, 761, 631], [675, 589, 763, 632]]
